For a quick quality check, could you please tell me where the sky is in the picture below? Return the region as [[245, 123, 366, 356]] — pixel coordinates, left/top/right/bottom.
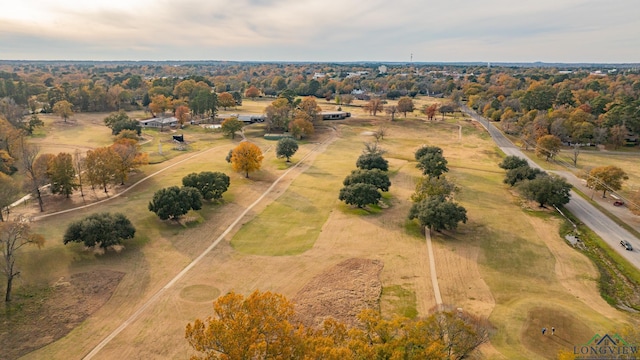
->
[[1, 0, 639, 63]]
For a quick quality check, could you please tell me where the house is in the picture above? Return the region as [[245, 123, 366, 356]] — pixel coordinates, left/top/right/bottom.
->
[[321, 111, 351, 120], [139, 116, 179, 128], [218, 114, 266, 124]]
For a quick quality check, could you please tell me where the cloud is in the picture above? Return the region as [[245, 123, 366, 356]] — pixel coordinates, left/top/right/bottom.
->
[[0, 0, 638, 62]]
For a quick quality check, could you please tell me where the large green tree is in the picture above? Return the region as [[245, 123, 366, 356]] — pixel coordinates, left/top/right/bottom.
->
[[182, 172, 230, 201], [343, 169, 391, 192], [63, 212, 135, 249], [148, 186, 203, 220], [276, 137, 299, 162], [416, 152, 449, 179], [518, 175, 572, 207], [339, 183, 381, 209], [504, 165, 544, 187], [408, 195, 467, 232], [356, 153, 389, 172], [498, 155, 529, 170], [587, 165, 628, 198], [414, 145, 443, 161]]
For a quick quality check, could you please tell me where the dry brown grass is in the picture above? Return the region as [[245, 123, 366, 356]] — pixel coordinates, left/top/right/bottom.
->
[[6, 98, 636, 360]]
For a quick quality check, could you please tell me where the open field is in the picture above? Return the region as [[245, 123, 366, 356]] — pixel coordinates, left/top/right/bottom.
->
[[2, 99, 639, 359]]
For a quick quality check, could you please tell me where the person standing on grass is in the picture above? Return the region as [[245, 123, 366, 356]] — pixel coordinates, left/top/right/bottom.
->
[[552, 327, 555, 335], [542, 327, 547, 335]]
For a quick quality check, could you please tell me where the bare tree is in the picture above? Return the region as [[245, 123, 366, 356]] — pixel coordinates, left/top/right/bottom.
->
[[385, 105, 398, 121], [74, 149, 85, 198], [373, 126, 387, 142], [1, 220, 44, 302], [20, 143, 48, 212]]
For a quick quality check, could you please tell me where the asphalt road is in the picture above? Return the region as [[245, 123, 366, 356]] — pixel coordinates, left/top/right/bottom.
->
[[460, 105, 640, 271]]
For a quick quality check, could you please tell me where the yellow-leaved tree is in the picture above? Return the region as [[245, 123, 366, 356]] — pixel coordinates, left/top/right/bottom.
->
[[185, 291, 304, 360], [186, 291, 490, 359], [230, 141, 263, 178]]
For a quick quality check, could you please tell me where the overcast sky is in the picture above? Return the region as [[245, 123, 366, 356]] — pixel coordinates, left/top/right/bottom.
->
[[1, 0, 638, 63]]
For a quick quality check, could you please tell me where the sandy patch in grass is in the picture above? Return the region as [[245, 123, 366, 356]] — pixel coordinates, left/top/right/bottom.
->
[[293, 258, 383, 328], [0, 270, 124, 360]]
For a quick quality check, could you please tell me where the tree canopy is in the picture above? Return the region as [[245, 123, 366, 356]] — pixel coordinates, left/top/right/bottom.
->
[[408, 195, 467, 232], [48, 152, 78, 197], [535, 134, 562, 161], [587, 165, 628, 198], [230, 141, 264, 178], [148, 186, 203, 220], [415, 145, 443, 161], [63, 212, 135, 249], [356, 153, 389, 172], [339, 183, 381, 209], [416, 152, 449, 179], [504, 165, 544, 187], [498, 155, 529, 170], [411, 176, 458, 202], [220, 117, 244, 139], [186, 290, 490, 360], [518, 175, 572, 207], [343, 169, 391, 192], [276, 137, 299, 162], [182, 171, 230, 201], [397, 97, 415, 117]]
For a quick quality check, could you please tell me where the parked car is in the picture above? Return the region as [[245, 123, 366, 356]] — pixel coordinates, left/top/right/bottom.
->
[[620, 240, 633, 251]]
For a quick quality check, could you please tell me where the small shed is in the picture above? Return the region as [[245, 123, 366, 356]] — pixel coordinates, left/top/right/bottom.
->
[[172, 134, 184, 142]]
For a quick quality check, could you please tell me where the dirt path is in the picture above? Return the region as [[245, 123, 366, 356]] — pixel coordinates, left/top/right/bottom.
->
[[32, 144, 230, 221], [82, 130, 337, 360], [426, 228, 443, 306]]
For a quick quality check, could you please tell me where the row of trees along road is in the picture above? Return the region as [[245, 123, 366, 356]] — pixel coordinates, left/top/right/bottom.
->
[[186, 290, 490, 360], [499, 155, 572, 208], [339, 142, 391, 209], [409, 146, 468, 232]]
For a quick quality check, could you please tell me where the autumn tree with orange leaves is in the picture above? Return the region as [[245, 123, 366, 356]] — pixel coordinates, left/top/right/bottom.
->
[[230, 141, 264, 178], [244, 85, 261, 99], [110, 138, 148, 185], [185, 290, 490, 360], [218, 92, 236, 110], [424, 103, 438, 121], [175, 105, 190, 127]]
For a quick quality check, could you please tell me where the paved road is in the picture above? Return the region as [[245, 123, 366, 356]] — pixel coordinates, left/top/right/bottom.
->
[[460, 105, 640, 271]]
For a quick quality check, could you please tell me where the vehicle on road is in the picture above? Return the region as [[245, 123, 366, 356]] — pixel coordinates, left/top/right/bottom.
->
[[613, 200, 624, 206], [620, 240, 633, 251]]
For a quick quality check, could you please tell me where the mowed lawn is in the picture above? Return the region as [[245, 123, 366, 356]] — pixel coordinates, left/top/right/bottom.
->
[[8, 102, 638, 359]]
